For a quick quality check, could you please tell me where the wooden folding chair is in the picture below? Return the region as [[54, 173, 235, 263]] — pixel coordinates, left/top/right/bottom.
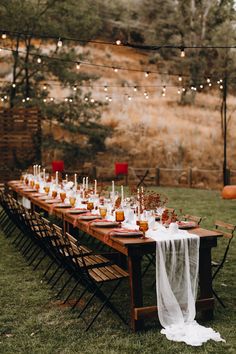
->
[[182, 214, 202, 225], [212, 220, 235, 307]]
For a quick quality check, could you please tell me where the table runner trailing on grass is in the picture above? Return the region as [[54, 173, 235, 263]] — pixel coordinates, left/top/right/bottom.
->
[[148, 224, 225, 346]]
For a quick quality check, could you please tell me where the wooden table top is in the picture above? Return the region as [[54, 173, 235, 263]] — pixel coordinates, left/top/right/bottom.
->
[[8, 180, 223, 256]]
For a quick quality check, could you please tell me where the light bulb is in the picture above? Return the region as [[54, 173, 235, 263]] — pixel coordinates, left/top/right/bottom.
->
[[182, 87, 186, 92], [180, 48, 185, 57], [200, 84, 203, 89], [177, 89, 181, 94], [64, 98, 68, 102], [90, 98, 95, 103], [73, 85, 77, 91], [12, 83, 16, 88], [104, 85, 108, 92], [178, 76, 182, 82], [69, 98, 73, 103], [206, 78, 211, 83], [43, 98, 47, 103], [220, 85, 223, 90], [43, 83, 47, 90], [208, 83, 212, 87], [105, 95, 109, 101], [37, 57, 42, 64], [26, 97, 30, 101], [116, 39, 121, 45], [162, 85, 166, 92], [113, 67, 118, 73], [76, 62, 80, 70], [57, 38, 63, 47], [4, 95, 7, 99], [22, 98, 25, 102], [145, 71, 149, 78], [133, 86, 137, 92], [128, 96, 132, 101], [108, 97, 112, 102], [50, 97, 54, 102], [2, 33, 7, 39], [84, 97, 88, 101]]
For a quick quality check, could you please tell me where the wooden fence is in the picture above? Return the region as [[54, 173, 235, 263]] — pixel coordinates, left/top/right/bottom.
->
[[0, 107, 41, 183]]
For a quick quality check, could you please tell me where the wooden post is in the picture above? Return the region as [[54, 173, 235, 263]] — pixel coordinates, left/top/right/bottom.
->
[[155, 167, 160, 186], [92, 166, 97, 179], [188, 167, 192, 187]]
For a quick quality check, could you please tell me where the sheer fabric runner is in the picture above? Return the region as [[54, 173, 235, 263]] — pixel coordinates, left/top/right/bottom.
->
[[147, 224, 225, 346]]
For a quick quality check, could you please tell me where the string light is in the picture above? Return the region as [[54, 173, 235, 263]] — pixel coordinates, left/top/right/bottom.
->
[[206, 78, 211, 83], [128, 95, 132, 101], [220, 84, 223, 90], [1, 33, 7, 39], [113, 67, 118, 73], [105, 95, 109, 101], [104, 85, 108, 92], [43, 98, 47, 103], [76, 62, 80, 70], [12, 83, 16, 88], [108, 97, 112, 102], [57, 38, 63, 48], [22, 98, 25, 102], [199, 84, 203, 89], [73, 85, 77, 91], [133, 86, 137, 92], [69, 98, 73, 102], [84, 97, 88, 102], [37, 57, 42, 64], [208, 82, 212, 87], [180, 47, 185, 58], [177, 89, 181, 94], [182, 87, 186, 92], [145, 71, 149, 78], [43, 83, 47, 90], [64, 97, 68, 102], [178, 75, 182, 82], [116, 39, 121, 46], [90, 98, 95, 103], [50, 97, 54, 102]]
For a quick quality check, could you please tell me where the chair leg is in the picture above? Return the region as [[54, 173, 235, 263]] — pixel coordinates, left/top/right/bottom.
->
[[63, 278, 81, 304], [55, 274, 74, 299]]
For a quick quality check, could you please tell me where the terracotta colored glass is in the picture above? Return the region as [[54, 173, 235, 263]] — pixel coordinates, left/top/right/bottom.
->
[[44, 186, 50, 195], [99, 207, 107, 218], [139, 220, 149, 239], [87, 202, 94, 212], [52, 190, 57, 199], [35, 183, 40, 191], [69, 196, 76, 207], [60, 192, 66, 203]]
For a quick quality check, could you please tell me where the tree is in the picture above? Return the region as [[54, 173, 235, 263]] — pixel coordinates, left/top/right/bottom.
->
[[0, 0, 112, 168]]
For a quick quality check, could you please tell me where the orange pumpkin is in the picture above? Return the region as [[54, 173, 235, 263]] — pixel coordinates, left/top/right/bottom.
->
[[222, 185, 236, 199]]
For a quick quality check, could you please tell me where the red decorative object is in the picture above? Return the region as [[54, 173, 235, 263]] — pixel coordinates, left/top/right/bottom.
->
[[115, 162, 128, 176], [52, 160, 64, 172]]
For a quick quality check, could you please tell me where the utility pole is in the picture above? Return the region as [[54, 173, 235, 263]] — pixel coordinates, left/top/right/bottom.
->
[[222, 75, 230, 186]]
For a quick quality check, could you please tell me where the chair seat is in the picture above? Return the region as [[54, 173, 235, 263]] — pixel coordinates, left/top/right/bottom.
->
[[88, 263, 129, 282]]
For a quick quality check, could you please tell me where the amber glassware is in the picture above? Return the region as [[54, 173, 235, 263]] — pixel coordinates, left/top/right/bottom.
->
[[99, 207, 107, 218], [69, 196, 76, 208], [44, 186, 50, 195], [139, 220, 149, 239], [35, 182, 40, 191], [115, 209, 125, 227], [30, 180, 35, 188], [60, 192, 66, 203], [87, 202, 94, 212], [52, 190, 57, 199]]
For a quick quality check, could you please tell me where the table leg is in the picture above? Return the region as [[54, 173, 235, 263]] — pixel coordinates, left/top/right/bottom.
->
[[199, 246, 214, 320], [128, 255, 144, 331]]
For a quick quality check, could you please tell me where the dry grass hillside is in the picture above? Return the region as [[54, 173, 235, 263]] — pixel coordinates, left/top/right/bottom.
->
[[74, 43, 236, 173]]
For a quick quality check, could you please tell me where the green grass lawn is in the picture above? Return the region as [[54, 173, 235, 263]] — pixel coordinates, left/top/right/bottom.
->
[[0, 187, 235, 354]]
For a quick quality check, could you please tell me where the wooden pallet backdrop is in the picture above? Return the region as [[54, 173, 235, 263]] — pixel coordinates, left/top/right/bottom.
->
[[0, 107, 41, 182]]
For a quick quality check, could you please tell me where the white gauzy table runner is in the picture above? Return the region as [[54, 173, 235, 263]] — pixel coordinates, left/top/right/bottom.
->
[[147, 224, 225, 346]]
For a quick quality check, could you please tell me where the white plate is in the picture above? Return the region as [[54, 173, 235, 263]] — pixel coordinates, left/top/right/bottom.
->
[[79, 215, 102, 220], [53, 203, 72, 208], [92, 221, 119, 227], [112, 230, 142, 237], [66, 209, 88, 214], [178, 221, 197, 229]]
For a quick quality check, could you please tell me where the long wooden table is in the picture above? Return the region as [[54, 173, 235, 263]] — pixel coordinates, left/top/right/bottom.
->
[[8, 181, 223, 331]]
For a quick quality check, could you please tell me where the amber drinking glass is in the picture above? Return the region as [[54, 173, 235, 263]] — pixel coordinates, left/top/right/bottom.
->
[[69, 196, 76, 208], [115, 210, 125, 227], [30, 180, 35, 188], [99, 207, 107, 219], [44, 186, 50, 195], [60, 192, 66, 203], [52, 190, 57, 199], [139, 220, 149, 239], [87, 202, 94, 212], [35, 182, 40, 191]]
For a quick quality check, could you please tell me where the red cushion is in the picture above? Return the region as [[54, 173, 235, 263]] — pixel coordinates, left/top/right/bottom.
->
[[52, 160, 64, 172], [115, 162, 128, 176]]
